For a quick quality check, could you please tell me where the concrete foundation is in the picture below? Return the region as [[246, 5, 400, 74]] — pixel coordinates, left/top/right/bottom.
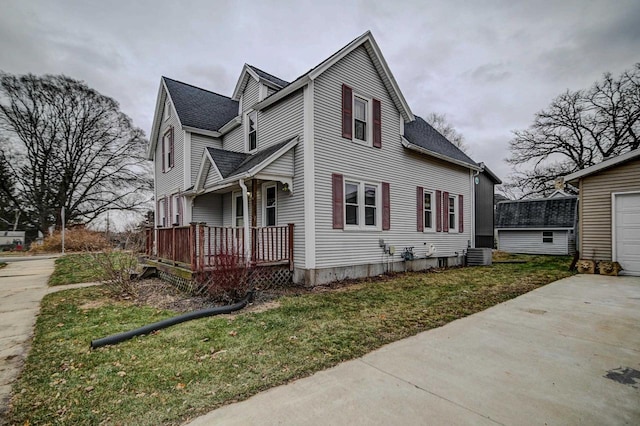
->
[[293, 256, 460, 286]]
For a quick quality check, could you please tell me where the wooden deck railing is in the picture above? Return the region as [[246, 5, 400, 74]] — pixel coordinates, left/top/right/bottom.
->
[[147, 222, 294, 272]]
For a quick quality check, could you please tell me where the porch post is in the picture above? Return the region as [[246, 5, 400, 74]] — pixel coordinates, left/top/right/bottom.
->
[[239, 179, 251, 262], [189, 222, 197, 271], [288, 223, 294, 271]]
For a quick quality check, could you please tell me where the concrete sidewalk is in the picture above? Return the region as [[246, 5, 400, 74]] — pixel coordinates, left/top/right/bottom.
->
[[187, 275, 640, 425], [0, 258, 98, 417]]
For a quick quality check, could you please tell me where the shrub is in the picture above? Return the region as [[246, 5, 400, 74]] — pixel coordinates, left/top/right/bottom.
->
[[196, 247, 250, 303], [30, 228, 110, 253]]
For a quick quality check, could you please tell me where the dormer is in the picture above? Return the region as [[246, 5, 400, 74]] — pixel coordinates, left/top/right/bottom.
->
[[232, 64, 289, 112]]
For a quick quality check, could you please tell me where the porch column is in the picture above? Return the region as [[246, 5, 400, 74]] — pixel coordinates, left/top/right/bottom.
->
[[239, 179, 251, 261]]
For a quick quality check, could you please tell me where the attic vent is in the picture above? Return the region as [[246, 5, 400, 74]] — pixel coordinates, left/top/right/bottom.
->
[[467, 248, 492, 266]]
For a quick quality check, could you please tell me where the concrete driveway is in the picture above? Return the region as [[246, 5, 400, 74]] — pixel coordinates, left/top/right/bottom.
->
[[188, 274, 640, 425]]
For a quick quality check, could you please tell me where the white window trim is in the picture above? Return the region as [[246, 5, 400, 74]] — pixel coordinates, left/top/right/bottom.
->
[[343, 178, 381, 231], [172, 194, 182, 226], [352, 93, 373, 147], [246, 110, 258, 152], [163, 129, 173, 172], [158, 198, 167, 228], [164, 100, 171, 121], [261, 182, 278, 227], [423, 189, 436, 233], [448, 194, 458, 232], [232, 191, 244, 228]]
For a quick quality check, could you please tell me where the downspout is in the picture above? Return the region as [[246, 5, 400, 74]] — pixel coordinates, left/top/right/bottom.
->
[[239, 178, 251, 261]]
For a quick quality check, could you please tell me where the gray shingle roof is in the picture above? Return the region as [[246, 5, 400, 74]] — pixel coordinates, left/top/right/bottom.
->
[[404, 116, 477, 167], [495, 197, 578, 228], [163, 77, 238, 132], [247, 65, 290, 89], [206, 138, 295, 179]]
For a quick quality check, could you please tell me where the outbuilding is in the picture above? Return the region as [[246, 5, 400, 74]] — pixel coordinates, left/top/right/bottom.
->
[[564, 149, 640, 276], [495, 196, 578, 255]]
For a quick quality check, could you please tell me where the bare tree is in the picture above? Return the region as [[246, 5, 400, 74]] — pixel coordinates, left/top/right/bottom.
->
[[507, 63, 640, 197], [0, 73, 152, 234], [424, 112, 469, 153]]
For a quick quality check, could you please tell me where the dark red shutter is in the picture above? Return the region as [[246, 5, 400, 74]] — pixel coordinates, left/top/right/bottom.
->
[[332, 173, 344, 229], [417, 186, 424, 232], [342, 84, 352, 139], [169, 127, 174, 168], [435, 190, 442, 232], [161, 133, 166, 172], [373, 98, 382, 148], [458, 194, 464, 233], [382, 182, 390, 230], [443, 191, 450, 232]]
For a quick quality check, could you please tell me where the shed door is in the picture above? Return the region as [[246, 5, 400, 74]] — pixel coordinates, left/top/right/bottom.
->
[[615, 193, 640, 275]]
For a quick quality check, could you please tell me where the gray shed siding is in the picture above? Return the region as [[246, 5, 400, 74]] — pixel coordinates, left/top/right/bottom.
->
[[579, 158, 640, 261], [190, 133, 221, 186], [498, 230, 571, 255], [312, 45, 472, 269], [155, 98, 184, 197]]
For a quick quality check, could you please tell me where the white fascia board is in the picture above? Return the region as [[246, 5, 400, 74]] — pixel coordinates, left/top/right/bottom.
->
[[148, 78, 184, 160], [565, 149, 640, 183], [496, 227, 573, 231], [182, 126, 220, 138], [231, 64, 260, 101], [253, 76, 310, 111], [307, 30, 414, 122], [219, 116, 242, 135], [401, 137, 481, 171]]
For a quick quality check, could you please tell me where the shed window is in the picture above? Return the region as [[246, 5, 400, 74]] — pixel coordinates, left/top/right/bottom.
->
[[542, 231, 553, 243]]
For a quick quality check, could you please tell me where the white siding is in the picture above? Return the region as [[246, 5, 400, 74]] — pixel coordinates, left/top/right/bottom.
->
[[261, 149, 294, 176], [280, 145, 305, 268], [204, 161, 222, 188], [312, 45, 473, 269], [258, 91, 304, 150], [192, 193, 223, 226], [190, 133, 221, 186], [498, 230, 570, 255], [243, 78, 260, 112], [155, 99, 184, 196], [222, 125, 244, 152], [222, 192, 233, 227]]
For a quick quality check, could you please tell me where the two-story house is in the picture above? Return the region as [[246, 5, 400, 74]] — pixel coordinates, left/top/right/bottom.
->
[[148, 31, 486, 286]]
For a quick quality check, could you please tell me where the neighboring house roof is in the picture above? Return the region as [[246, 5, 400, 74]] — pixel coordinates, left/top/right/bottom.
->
[[163, 77, 239, 132], [402, 116, 478, 169], [247, 64, 290, 89], [564, 149, 640, 183], [495, 196, 578, 229]]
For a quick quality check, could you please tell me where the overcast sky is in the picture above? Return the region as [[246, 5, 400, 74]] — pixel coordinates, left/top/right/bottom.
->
[[1, 0, 639, 184]]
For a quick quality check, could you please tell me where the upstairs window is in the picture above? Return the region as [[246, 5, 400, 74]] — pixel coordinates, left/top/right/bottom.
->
[[354, 97, 368, 142], [342, 84, 382, 148], [164, 100, 171, 121], [247, 111, 257, 152], [424, 191, 434, 231], [162, 127, 174, 172]]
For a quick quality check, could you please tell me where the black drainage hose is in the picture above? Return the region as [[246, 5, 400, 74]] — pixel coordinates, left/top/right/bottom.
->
[[91, 291, 254, 349]]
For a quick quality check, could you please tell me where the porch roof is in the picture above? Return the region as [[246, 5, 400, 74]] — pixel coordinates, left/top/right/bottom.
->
[[194, 136, 299, 194]]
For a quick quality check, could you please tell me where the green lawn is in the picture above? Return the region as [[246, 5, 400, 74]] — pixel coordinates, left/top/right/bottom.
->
[[9, 255, 573, 425], [48, 252, 135, 286]]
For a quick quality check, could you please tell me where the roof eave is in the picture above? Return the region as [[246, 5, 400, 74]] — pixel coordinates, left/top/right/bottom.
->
[[148, 78, 184, 159], [564, 149, 640, 183], [401, 137, 481, 171], [253, 77, 310, 111], [232, 64, 260, 101]]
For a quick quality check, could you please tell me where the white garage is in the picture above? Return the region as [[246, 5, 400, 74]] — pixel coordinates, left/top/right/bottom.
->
[[614, 192, 640, 276]]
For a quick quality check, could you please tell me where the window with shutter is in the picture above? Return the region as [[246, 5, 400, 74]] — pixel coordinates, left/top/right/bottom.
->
[[416, 186, 424, 232], [458, 194, 464, 232], [373, 98, 381, 148], [341, 84, 381, 148], [341, 85, 352, 139]]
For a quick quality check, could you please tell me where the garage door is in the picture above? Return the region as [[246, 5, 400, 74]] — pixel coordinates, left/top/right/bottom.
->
[[615, 193, 640, 276]]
